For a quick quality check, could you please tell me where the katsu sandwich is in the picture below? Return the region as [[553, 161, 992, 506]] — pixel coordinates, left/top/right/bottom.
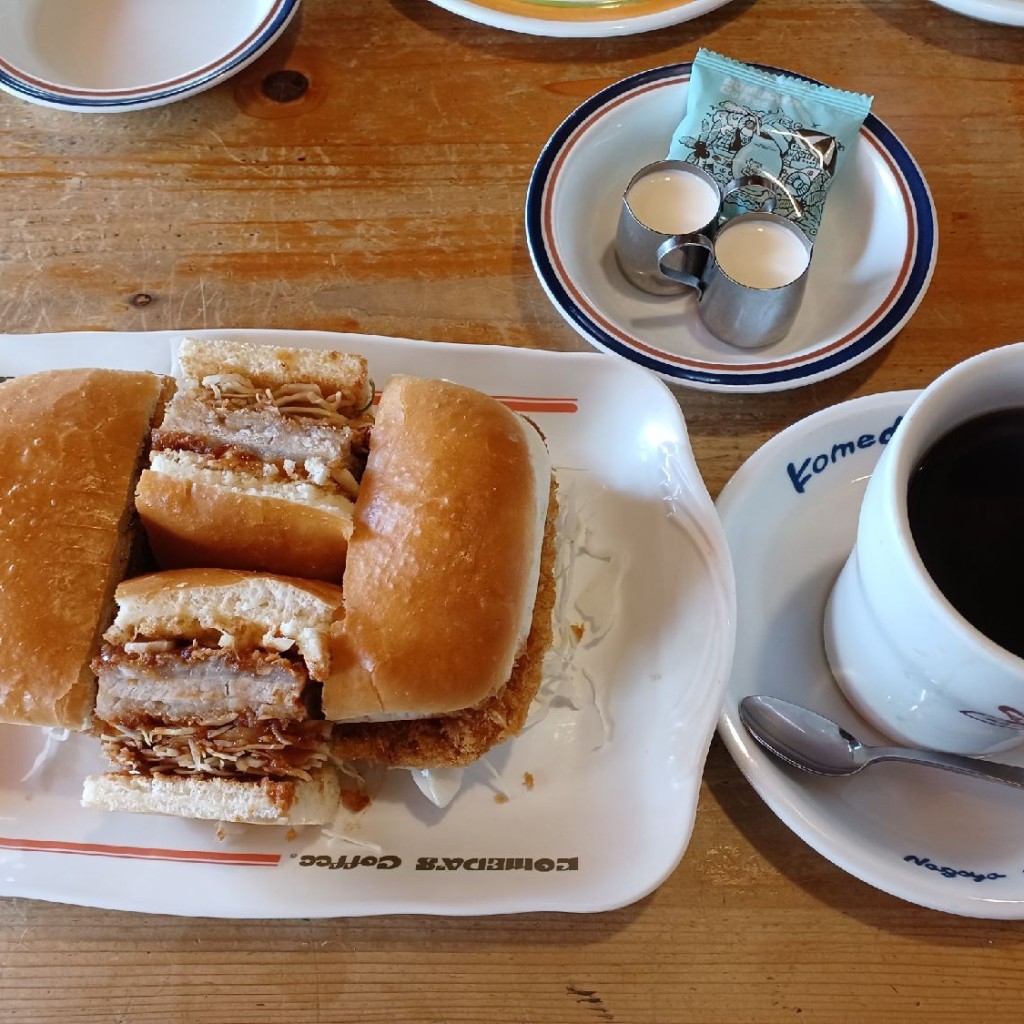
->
[[326, 374, 558, 771], [82, 569, 344, 825], [135, 338, 374, 582]]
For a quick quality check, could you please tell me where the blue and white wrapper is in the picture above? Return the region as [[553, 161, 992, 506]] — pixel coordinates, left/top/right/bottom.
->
[[668, 49, 873, 240]]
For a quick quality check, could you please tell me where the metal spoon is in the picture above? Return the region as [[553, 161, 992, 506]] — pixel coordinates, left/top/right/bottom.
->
[[738, 695, 1024, 790]]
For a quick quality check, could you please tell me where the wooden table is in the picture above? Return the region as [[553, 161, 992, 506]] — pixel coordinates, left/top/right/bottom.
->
[[2, 1, 1023, 1020]]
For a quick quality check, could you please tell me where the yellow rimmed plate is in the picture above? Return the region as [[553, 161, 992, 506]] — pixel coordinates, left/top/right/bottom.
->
[[424, 0, 734, 37]]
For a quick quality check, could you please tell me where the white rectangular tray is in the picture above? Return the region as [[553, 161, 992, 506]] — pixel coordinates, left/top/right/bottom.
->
[[0, 329, 735, 917]]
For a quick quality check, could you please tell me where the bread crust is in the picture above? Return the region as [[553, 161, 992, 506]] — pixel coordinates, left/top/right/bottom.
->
[[331, 481, 558, 767], [0, 369, 169, 731], [323, 374, 552, 723], [81, 765, 341, 825], [135, 469, 352, 583]]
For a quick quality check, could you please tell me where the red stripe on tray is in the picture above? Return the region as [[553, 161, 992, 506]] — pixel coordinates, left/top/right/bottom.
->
[[0, 836, 280, 866], [497, 396, 578, 414]]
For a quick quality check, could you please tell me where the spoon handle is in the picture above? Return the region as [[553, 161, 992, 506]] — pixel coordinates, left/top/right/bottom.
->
[[872, 748, 1024, 790]]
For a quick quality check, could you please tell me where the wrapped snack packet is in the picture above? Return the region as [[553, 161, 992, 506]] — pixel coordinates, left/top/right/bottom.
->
[[668, 49, 872, 240]]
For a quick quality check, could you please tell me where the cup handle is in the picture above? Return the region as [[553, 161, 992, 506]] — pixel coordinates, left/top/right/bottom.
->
[[722, 174, 781, 216], [656, 233, 713, 291]]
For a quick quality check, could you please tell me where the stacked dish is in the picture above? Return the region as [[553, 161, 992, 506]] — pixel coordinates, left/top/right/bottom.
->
[[0, 0, 300, 112]]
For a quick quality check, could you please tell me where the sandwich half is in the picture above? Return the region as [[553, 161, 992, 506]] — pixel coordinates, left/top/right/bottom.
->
[[135, 338, 374, 582], [327, 375, 557, 769], [83, 569, 344, 825], [0, 368, 172, 731]]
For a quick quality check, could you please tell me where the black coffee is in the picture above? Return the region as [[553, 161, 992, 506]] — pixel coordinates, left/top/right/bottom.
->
[[907, 408, 1024, 659]]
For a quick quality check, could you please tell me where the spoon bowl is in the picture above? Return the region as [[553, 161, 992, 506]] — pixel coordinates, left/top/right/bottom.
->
[[739, 695, 1024, 791]]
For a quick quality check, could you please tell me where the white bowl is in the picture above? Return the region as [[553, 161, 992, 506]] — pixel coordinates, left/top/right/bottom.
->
[[0, 0, 300, 112]]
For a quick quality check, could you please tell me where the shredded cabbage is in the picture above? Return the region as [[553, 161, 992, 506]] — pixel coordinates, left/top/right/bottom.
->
[[20, 727, 71, 783]]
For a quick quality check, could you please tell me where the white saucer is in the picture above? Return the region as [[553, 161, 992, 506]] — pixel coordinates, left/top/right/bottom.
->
[[0, 0, 300, 112], [526, 63, 938, 392], [929, 0, 1024, 24], [424, 0, 733, 38], [716, 390, 1024, 918]]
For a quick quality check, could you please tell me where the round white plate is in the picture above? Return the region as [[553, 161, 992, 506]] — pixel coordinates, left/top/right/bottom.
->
[[425, 0, 733, 38], [929, 0, 1024, 24], [716, 390, 1024, 918], [0, 0, 300, 112], [526, 63, 938, 393]]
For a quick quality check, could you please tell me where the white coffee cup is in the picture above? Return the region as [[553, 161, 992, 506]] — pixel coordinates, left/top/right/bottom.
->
[[824, 343, 1024, 755]]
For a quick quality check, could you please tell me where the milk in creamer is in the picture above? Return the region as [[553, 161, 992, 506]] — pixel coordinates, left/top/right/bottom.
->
[[625, 167, 720, 235], [713, 219, 810, 290]]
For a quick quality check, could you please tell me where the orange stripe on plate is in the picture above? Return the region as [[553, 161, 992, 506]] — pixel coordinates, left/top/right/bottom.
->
[[0, 836, 280, 866]]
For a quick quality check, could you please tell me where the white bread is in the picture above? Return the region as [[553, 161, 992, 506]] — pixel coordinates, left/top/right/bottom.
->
[[323, 374, 552, 724], [104, 568, 345, 681], [81, 766, 341, 825], [178, 337, 372, 413], [147, 451, 356, 515], [0, 368, 171, 731]]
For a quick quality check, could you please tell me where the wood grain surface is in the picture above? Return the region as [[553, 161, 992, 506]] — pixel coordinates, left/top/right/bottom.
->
[[2, 1, 1024, 1021]]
